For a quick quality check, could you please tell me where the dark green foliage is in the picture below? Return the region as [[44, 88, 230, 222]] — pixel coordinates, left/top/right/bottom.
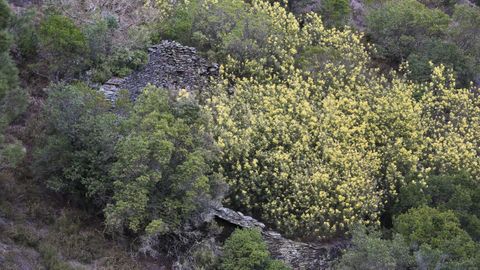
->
[[366, 1, 480, 86], [394, 206, 479, 267], [335, 226, 414, 269], [39, 13, 87, 58], [0, 45, 20, 114], [33, 83, 118, 206], [425, 173, 480, 241], [395, 172, 480, 240], [0, 0, 10, 30], [392, 181, 429, 215], [11, 8, 39, 61], [221, 228, 290, 270], [366, 0, 450, 62], [188, 0, 255, 62], [159, 0, 198, 45], [107, 49, 148, 77], [38, 13, 89, 80], [0, 0, 27, 170], [448, 4, 480, 82], [91, 49, 148, 83], [0, 143, 26, 170], [106, 86, 222, 234], [417, 0, 457, 13], [34, 83, 223, 236], [320, 0, 351, 28], [83, 16, 117, 65], [406, 40, 476, 86], [0, 0, 17, 102], [265, 260, 290, 270], [0, 1, 11, 55], [449, 4, 480, 53]]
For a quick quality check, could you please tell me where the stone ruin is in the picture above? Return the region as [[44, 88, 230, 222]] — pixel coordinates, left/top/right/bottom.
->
[[100, 40, 348, 270], [100, 40, 219, 100]]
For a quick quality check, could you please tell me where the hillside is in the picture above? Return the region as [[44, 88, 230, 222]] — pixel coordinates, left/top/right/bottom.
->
[[1, 0, 480, 269]]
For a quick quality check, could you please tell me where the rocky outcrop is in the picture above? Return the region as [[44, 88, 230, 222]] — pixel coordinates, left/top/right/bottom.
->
[[100, 40, 219, 101], [211, 207, 348, 270]]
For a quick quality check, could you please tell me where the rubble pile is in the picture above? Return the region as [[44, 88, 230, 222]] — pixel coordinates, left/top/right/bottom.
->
[[100, 40, 218, 100]]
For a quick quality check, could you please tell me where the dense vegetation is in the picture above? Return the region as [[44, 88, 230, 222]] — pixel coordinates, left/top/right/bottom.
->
[[1, 0, 480, 269], [0, 0, 27, 170]]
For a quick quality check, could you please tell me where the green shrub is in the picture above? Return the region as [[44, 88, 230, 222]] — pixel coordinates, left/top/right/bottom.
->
[[366, 0, 450, 61], [109, 49, 147, 77], [159, 0, 198, 45], [35, 83, 223, 237], [221, 228, 289, 270], [335, 226, 414, 269], [33, 83, 118, 206], [0, 0, 10, 30], [0, 0, 17, 102], [394, 206, 478, 264], [393, 181, 429, 215], [0, 142, 26, 170], [406, 40, 476, 86], [163, 0, 300, 78], [11, 8, 38, 61], [417, 0, 457, 12], [425, 173, 480, 240], [320, 0, 351, 28], [0, 0, 27, 170], [105, 85, 222, 234], [83, 16, 117, 65], [91, 48, 147, 83], [91, 65, 113, 83], [38, 13, 89, 80], [395, 172, 480, 240], [448, 4, 480, 80]]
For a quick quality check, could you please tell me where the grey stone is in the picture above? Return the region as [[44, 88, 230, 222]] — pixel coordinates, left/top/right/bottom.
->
[[211, 207, 348, 269], [99, 40, 218, 101]]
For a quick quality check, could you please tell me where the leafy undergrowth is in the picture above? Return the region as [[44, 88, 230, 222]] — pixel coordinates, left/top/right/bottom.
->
[[0, 171, 168, 270]]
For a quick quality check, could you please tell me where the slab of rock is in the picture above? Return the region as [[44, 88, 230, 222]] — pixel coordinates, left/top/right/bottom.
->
[[211, 207, 348, 269]]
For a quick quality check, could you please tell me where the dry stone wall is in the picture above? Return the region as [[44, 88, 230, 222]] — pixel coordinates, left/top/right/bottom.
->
[[100, 40, 219, 100]]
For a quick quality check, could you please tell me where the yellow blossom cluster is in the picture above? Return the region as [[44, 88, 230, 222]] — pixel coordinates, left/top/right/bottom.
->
[[420, 65, 480, 179], [207, 1, 480, 239]]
